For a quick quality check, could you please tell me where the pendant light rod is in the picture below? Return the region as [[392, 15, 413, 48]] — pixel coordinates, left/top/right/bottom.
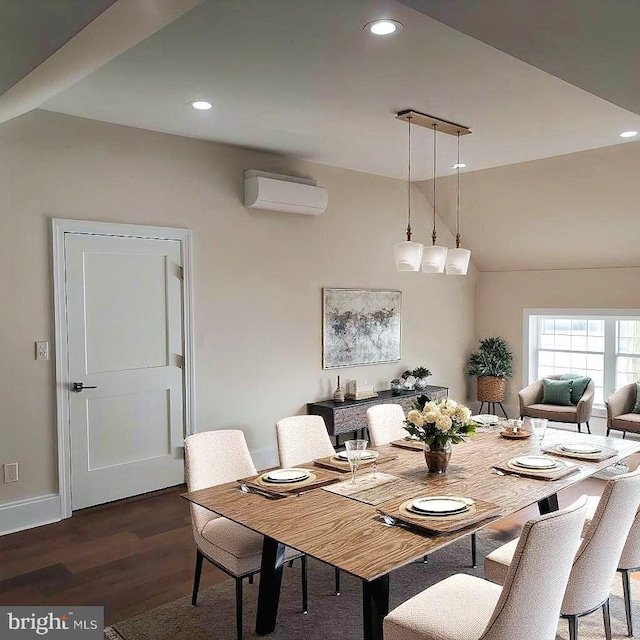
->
[[431, 123, 438, 245], [396, 109, 471, 136], [406, 115, 412, 241], [456, 130, 461, 248]]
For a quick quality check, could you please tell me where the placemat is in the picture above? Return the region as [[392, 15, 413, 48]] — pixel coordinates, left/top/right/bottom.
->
[[390, 439, 424, 451], [377, 496, 501, 535], [313, 451, 397, 473], [239, 466, 340, 495], [541, 443, 618, 462], [322, 472, 409, 506], [493, 456, 580, 481]]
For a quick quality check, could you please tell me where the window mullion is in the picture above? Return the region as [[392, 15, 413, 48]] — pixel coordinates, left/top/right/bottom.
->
[[603, 318, 617, 402]]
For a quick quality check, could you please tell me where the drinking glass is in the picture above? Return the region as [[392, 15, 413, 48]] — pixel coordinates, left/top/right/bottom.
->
[[530, 418, 548, 450], [344, 439, 368, 486]]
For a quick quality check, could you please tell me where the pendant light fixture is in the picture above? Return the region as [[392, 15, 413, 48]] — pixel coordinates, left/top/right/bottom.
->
[[421, 122, 448, 274], [393, 115, 424, 271], [445, 131, 472, 275], [394, 110, 472, 276]]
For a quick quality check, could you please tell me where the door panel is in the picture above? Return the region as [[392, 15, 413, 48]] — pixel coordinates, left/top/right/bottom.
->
[[65, 233, 185, 510]]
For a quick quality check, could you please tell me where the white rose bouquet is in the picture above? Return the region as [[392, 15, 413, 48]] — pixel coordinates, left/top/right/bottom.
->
[[404, 397, 477, 448]]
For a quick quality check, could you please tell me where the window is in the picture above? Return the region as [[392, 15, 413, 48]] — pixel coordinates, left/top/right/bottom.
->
[[526, 311, 640, 408]]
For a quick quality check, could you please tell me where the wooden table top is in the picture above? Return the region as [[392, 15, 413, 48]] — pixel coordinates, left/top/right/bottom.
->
[[182, 429, 640, 582]]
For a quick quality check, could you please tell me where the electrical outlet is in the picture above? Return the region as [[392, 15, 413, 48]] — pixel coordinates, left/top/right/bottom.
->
[[36, 341, 49, 361], [4, 462, 18, 483]]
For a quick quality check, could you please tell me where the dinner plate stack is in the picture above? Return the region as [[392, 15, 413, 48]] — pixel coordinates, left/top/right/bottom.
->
[[263, 468, 311, 483], [557, 443, 602, 454], [408, 496, 473, 517], [511, 456, 560, 470]]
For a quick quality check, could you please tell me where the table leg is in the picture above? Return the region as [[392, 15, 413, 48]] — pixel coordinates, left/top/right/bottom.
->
[[255, 536, 286, 636], [538, 493, 559, 515], [363, 574, 389, 640]]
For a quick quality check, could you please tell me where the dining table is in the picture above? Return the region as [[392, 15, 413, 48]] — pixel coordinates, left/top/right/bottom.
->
[[182, 427, 640, 640]]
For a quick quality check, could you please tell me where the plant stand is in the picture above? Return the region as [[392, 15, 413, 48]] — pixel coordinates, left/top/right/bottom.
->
[[479, 401, 508, 418]]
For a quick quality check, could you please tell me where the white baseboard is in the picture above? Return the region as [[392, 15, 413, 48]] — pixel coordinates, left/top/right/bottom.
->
[[0, 493, 62, 536], [251, 445, 280, 472]]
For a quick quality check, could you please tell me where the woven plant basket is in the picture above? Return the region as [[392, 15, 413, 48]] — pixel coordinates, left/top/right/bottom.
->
[[477, 376, 506, 402]]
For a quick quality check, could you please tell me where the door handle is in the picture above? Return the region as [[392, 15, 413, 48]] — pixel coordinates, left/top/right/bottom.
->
[[72, 382, 98, 392]]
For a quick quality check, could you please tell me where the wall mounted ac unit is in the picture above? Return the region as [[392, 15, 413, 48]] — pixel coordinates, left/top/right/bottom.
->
[[243, 170, 328, 215]]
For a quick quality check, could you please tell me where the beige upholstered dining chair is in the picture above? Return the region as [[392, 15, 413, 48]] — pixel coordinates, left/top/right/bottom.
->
[[366, 403, 406, 446], [606, 383, 640, 437], [519, 374, 594, 433], [583, 494, 640, 636], [384, 496, 588, 640], [275, 414, 341, 594], [485, 466, 640, 640], [185, 430, 305, 640]]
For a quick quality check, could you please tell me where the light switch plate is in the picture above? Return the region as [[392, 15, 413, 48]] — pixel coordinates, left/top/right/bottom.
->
[[4, 463, 18, 483], [36, 341, 49, 360]]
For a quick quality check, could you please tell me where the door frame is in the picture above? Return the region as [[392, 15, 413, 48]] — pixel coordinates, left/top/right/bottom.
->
[[52, 219, 196, 518]]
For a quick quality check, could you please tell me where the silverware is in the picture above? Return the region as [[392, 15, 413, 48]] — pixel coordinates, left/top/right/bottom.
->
[[378, 514, 411, 529], [492, 468, 520, 478], [239, 483, 287, 500]]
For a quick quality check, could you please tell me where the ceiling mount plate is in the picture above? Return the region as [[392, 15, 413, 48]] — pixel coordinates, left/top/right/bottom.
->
[[396, 110, 471, 136]]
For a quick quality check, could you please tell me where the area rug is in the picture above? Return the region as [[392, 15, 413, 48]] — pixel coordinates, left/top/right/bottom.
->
[[107, 532, 637, 640]]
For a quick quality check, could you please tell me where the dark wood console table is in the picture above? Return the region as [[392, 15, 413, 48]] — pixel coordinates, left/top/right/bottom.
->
[[307, 386, 448, 443]]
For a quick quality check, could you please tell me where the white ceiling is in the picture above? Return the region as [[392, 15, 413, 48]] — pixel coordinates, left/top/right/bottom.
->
[[36, 0, 640, 180]]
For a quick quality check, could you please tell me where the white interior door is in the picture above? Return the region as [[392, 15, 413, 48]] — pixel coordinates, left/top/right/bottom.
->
[[65, 232, 185, 510]]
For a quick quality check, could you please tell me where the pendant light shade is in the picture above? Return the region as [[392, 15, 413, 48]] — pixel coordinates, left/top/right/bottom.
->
[[445, 130, 471, 276], [394, 241, 424, 271], [445, 248, 471, 275], [422, 122, 447, 274], [422, 245, 448, 273], [394, 115, 424, 272]]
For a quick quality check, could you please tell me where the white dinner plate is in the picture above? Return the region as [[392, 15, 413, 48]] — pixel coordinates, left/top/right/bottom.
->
[[263, 468, 310, 483], [558, 443, 602, 454], [471, 414, 500, 426], [409, 496, 473, 515], [336, 451, 377, 460], [512, 456, 559, 470]]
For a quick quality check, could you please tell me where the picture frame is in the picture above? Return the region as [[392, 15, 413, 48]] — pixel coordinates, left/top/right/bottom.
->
[[322, 288, 402, 369]]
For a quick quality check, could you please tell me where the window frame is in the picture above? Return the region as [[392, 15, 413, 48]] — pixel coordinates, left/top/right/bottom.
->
[[523, 308, 640, 413]]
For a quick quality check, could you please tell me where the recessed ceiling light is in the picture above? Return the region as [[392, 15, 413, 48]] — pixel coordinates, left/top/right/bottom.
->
[[452, 163, 467, 169], [364, 19, 403, 36], [191, 100, 212, 110], [620, 130, 638, 138]]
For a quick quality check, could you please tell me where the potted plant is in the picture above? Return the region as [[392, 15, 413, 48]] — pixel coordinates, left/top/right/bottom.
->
[[467, 336, 513, 404], [401, 366, 432, 391], [404, 397, 476, 473]]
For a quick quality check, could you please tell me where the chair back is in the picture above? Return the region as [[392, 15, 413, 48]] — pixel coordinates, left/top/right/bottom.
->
[[366, 404, 406, 446], [562, 465, 640, 615], [480, 496, 588, 640], [184, 430, 257, 533], [276, 415, 335, 467], [619, 507, 640, 570]]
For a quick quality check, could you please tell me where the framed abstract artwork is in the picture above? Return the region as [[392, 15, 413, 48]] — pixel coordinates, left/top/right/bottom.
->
[[322, 288, 402, 369]]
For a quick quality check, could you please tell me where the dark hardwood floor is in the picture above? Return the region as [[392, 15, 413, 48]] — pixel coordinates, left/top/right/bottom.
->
[[0, 456, 637, 627], [0, 487, 227, 625]]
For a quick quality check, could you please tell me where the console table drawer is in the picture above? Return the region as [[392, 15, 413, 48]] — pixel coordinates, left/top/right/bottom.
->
[[307, 386, 448, 437]]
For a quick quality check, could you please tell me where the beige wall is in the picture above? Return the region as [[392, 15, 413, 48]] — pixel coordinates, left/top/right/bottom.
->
[[0, 110, 476, 506], [476, 268, 640, 412]]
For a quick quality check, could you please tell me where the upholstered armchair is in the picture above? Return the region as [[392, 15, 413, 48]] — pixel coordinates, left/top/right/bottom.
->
[[519, 374, 594, 434], [606, 383, 640, 437]]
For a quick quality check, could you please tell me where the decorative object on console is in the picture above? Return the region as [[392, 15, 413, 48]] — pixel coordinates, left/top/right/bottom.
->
[[404, 366, 432, 391], [345, 379, 377, 401], [403, 396, 476, 474], [394, 110, 471, 276], [332, 376, 345, 403], [390, 378, 404, 395], [467, 336, 513, 418], [322, 288, 401, 368]]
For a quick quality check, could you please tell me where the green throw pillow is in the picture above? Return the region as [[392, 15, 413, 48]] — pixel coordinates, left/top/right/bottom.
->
[[633, 382, 640, 413], [542, 379, 573, 406], [560, 374, 591, 404]]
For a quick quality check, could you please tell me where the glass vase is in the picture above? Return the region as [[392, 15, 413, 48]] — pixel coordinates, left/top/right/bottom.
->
[[424, 440, 452, 474]]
